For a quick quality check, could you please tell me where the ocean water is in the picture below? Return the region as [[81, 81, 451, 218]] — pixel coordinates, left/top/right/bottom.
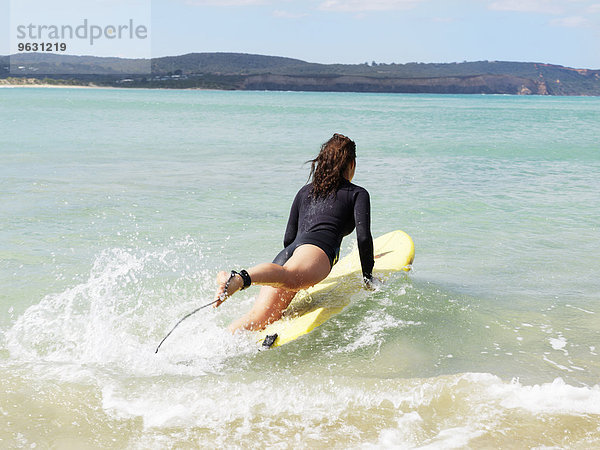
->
[[1, 87, 599, 448]]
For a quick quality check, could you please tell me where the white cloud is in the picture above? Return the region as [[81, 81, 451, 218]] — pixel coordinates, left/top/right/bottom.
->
[[588, 3, 600, 13], [185, 0, 267, 6], [550, 15, 591, 27], [272, 9, 308, 18], [488, 0, 565, 14], [489, 0, 600, 28], [318, 0, 424, 12]]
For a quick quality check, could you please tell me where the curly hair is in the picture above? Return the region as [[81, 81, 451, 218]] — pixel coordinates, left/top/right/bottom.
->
[[308, 133, 356, 198]]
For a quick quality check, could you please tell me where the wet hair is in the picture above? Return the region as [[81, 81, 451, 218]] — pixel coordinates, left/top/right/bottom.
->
[[307, 133, 356, 198]]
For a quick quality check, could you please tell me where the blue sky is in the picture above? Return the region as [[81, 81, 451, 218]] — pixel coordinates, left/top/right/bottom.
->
[[3, 0, 600, 68]]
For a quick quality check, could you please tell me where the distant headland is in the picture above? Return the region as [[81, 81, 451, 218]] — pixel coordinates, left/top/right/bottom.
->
[[2, 52, 599, 96]]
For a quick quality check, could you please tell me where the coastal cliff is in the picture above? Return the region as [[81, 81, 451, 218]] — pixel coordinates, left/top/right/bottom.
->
[[240, 73, 549, 95]]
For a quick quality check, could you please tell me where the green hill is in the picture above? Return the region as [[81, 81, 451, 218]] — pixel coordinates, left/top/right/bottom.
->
[[2, 52, 599, 95]]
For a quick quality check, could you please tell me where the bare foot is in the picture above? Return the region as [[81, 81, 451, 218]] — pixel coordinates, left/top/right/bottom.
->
[[213, 271, 243, 307]]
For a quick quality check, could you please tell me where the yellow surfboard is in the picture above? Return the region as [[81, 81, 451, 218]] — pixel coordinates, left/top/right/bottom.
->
[[256, 230, 415, 348]]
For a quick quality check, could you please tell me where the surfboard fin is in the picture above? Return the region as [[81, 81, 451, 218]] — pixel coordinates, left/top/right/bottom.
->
[[262, 333, 278, 349]]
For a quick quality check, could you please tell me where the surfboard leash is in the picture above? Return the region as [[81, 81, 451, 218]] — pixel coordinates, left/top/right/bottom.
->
[[154, 271, 240, 353], [154, 298, 221, 353]]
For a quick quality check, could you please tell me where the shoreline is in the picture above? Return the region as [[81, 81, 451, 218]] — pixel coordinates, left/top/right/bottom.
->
[[0, 83, 220, 91], [0, 82, 598, 97], [0, 83, 104, 89]]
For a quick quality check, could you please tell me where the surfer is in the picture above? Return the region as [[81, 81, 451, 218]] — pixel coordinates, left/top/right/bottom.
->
[[214, 133, 375, 332]]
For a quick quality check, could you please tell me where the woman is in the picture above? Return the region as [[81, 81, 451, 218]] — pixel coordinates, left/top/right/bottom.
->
[[214, 133, 375, 333]]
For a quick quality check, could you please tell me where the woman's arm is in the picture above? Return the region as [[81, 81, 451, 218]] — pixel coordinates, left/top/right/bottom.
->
[[283, 189, 301, 247], [354, 189, 374, 281]]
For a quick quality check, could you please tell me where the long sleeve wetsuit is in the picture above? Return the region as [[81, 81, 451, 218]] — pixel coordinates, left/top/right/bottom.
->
[[272, 179, 375, 280]]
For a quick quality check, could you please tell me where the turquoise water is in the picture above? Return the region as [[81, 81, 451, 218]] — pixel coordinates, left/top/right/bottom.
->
[[1, 87, 599, 448]]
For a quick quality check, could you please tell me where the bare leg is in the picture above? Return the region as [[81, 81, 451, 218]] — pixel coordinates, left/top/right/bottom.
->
[[213, 244, 331, 332], [227, 286, 296, 332]]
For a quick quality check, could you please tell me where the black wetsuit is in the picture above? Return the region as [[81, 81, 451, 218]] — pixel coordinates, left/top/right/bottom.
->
[[272, 179, 375, 280]]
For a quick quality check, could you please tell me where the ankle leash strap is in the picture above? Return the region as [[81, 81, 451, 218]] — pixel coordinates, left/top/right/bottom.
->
[[233, 269, 252, 290]]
